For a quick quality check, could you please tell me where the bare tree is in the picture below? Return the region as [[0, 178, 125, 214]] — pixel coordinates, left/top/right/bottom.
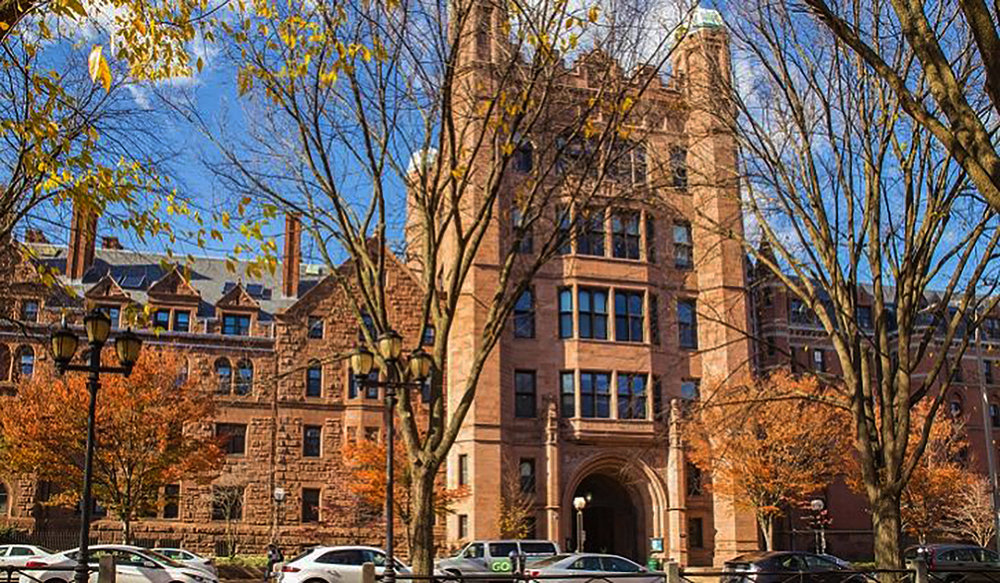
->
[[800, 0, 1000, 215], [209, 482, 247, 558], [173, 0, 692, 572], [943, 475, 997, 547], [707, 0, 1000, 569]]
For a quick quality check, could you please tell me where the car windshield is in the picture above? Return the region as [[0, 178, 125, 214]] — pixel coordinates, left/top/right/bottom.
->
[[530, 554, 572, 568], [143, 550, 187, 569], [35, 547, 55, 555], [521, 543, 557, 556], [288, 550, 315, 564]]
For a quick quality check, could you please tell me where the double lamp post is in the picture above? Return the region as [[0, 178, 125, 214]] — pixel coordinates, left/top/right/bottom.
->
[[350, 330, 433, 583], [50, 309, 143, 583]]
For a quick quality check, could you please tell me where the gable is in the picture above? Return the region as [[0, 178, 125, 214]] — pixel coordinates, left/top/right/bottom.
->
[[84, 274, 132, 302], [215, 281, 260, 310], [147, 266, 201, 305]]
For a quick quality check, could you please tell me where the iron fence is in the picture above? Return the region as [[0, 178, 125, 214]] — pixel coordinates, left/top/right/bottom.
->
[[0, 565, 96, 583]]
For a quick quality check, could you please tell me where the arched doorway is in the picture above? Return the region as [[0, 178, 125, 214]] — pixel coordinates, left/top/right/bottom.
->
[[570, 473, 643, 560]]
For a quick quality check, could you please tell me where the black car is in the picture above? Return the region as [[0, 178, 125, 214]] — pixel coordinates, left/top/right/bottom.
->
[[722, 551, 865, 583], [905, 544, 1000, 582]]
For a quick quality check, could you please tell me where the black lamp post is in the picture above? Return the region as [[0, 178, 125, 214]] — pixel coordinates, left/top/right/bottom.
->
[[350, 331, 433, 583], [50, 309, 142, 583]]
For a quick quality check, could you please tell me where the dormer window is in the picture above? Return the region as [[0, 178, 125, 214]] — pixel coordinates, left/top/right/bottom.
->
[[222, 313, 251, 336], [153, 309, 171, 330], [21, 300, 39, 323], [97, 305, 121, 329], [173, 311, 190, 333]]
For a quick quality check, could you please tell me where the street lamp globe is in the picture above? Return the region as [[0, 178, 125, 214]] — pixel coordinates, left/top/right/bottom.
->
[[114, 329, 142, 368], [573, 496, 587, 511], [810, 499, 825, 512], [408, 348, 433, 381], [351, 346, 375, 377], [378, 330, 403, 361], [83, 309, 112, 345], [51, 325, 79, 366]]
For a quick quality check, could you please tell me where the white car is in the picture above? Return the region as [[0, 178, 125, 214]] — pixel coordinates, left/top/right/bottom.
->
[[526, 553, 660, 583], [152, 548, 217, 576], [277, 546, 410, 583], [18, 545, 218, 583], [0, 545, 54, 567]]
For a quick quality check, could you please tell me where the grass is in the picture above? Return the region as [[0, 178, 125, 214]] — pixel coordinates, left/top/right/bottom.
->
[[213, 555, 270, 568]]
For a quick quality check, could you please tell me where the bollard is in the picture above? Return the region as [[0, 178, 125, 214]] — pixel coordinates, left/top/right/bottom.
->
[[362, 562, 376, 583], [98, 554, 115, 583], [665, 561, 680, 583], [912, 558, 929, 583]]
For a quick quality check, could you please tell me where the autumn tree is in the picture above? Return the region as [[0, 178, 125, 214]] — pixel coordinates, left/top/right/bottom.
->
[[705, 0, 1000, 568], [180, 0, 692, 572], [800, 0, 1000, 215], [496, 455, 535, 539], [209, 478, 249, 557], [898, 405, 970, 544], [0, 349, 224, 543], [686, 369, 851, 551], [344, 436, 466, 556], [944, 475, 997, 547]]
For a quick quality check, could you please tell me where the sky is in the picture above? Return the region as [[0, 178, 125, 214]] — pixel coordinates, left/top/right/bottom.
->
[[19, 0, 725, 271]]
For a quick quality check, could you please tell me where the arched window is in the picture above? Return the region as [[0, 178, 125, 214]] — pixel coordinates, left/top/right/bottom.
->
[[215, 358, 232, 395], [0, 344, 11, 382], [670, 147, 688, 189], [15, 346, 34, 379], [0, 483, 8, 516], [306, 361, 322, 398], [949, 394, 963, 418], [235, 359, 254, 395], [513, 139, 534, 173]]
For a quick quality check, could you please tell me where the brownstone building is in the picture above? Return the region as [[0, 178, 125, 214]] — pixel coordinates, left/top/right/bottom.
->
[[0, 7, 765, 567]]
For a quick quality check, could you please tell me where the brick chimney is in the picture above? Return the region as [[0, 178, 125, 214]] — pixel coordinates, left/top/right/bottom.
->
[[101, 236, 123, 250], [24, 229, 48, 244], [282, 213, 302, 298], [66, 203, 97, 280]]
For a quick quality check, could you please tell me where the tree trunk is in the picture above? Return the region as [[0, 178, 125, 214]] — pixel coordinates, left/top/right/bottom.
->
[[122, 518, 132, 545], [872, 495, 903, 572], [757, 514, 774, 551], [409, 466, 439, 575]]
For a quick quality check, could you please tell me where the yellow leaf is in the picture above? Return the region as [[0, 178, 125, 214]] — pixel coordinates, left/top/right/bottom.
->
[[88, 45, 112, 92], [196, 57, 204, 73], [63, 0, 87, 17], [587, 5, 600, 23]]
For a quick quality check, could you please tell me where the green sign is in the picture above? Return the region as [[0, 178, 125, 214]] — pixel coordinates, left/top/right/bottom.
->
[[490, 560, 512, 573]]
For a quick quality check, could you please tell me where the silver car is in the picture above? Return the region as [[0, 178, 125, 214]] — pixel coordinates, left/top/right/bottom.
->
[[0, 545, 54, 567], [437, 541, 560, 576], [525, 553, 660, 583], [151, 548, 217, 576], [17, 545, 218, 583], [276, 545, 410, 583]]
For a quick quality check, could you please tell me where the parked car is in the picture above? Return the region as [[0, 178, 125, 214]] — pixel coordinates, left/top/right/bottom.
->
[[437, 540, 560, 576], [277, 545, 410, 583], [905, 544, 1000, 582], [721, 551, 866, 583], [151, 548, 217, 576], [525, 553, 660, 583], [0, 545, 54, 567], [17, 545, 218, 583]]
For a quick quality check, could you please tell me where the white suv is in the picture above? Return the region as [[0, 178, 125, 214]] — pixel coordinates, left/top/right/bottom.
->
[[278, 546, 410, 583]]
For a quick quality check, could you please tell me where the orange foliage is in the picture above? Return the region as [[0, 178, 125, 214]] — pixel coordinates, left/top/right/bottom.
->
[[0, 348, 224, 541], [899, 404, 972, 544], [343, 436, 466, 551], [686, 369, 851, 550]]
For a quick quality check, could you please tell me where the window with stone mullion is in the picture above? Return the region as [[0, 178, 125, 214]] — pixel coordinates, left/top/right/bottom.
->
[[615, 290, 644, 342], [612, 210, 640, 260], [577, 288, 608, 340], [616, 372, 647, 420]]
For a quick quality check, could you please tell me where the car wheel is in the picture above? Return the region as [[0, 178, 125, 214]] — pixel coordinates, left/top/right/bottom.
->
[[303, 578, 329, 583]]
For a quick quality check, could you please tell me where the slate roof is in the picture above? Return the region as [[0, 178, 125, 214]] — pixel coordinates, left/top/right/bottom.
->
[[25, 243, 327, 321]]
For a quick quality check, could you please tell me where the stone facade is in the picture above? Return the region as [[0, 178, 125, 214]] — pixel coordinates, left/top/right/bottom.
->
[[1, 6, 764, 568]]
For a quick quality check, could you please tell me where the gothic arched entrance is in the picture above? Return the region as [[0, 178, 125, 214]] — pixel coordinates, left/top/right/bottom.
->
[[570, 473, 643, 560]]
